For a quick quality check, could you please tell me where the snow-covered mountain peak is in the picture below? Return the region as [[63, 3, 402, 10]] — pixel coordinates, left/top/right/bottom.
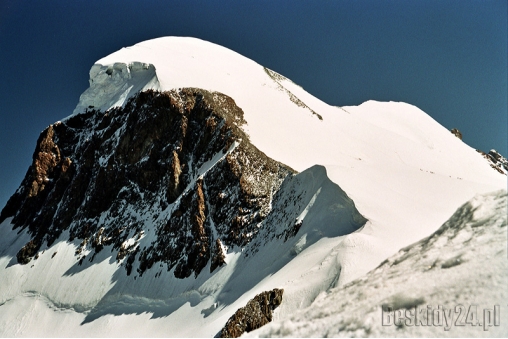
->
[[1, 36, 507, 337]]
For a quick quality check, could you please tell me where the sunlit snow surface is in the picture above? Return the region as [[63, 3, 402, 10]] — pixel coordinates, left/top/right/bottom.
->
[[1, 37, 506, 337], [249, 190, 508, 337]]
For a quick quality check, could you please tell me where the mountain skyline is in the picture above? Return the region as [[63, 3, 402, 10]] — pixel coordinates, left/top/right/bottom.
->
[[0, 0, 506, 211]]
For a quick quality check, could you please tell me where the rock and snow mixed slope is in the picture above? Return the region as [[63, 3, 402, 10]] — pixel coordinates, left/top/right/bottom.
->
[[0, 37, 506, 337]]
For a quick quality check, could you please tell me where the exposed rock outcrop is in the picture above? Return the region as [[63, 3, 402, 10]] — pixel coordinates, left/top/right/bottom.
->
[[0, 89, 297, 276], [477, 149, 508, 175], [219, 288, 284, 338], [210, 239, 226, 273], [450, 128, 462, 140], [263, 67, 322, 120]]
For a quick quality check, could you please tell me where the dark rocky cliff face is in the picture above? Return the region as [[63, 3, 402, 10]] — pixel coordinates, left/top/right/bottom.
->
[[0, 89, 295, 277], [219, 288, 284, 338]]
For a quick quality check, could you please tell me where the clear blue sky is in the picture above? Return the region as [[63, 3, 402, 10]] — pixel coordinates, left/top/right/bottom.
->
[[0, 0, 506, 210]]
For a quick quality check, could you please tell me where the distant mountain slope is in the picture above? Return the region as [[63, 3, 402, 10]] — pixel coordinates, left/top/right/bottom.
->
[[0, 37, 506, 337]]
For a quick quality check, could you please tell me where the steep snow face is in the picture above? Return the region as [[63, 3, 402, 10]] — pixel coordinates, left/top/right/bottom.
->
[[250, 189, 508, 337]]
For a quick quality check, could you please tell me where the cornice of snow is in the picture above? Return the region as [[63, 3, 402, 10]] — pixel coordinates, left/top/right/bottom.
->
[[73, 62, 160, 114], [72, 37, 276, 115]]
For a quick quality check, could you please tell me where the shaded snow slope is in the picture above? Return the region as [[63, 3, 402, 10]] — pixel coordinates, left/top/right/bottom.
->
[[250, 189, 508, 337], [0, 165, 366, 337]]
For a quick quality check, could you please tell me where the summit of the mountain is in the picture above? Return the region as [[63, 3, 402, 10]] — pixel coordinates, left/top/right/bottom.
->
[[0, 37, 506, 337]]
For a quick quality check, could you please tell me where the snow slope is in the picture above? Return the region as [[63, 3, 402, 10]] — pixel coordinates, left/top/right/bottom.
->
[[1, 37, 506, 337], [250, 190, 508, 337]]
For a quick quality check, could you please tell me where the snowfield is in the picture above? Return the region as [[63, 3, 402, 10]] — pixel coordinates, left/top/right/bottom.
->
[[1, 37, 506, 337], [249, 190, 508, 337]]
